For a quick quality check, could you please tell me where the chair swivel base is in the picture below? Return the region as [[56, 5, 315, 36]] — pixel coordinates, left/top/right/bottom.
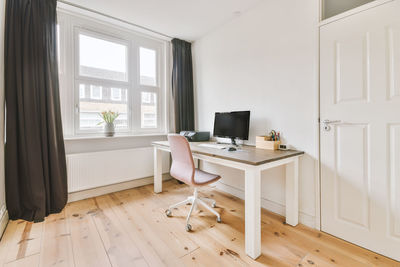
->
[[165, 188, 221, 231]]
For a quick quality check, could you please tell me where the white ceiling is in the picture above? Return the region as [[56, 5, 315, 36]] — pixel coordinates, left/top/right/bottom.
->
[[62, 0, 264, 41]]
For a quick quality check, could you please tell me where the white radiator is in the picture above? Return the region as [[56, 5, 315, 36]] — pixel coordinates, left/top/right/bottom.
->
[[66, 147, 170, 192]]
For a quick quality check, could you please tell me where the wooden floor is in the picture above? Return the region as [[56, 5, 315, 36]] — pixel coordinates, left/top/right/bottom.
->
[[0, 180, 398, 267]]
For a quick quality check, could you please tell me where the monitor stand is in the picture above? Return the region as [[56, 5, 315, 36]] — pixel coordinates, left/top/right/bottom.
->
[[230, 137, 238, 147]]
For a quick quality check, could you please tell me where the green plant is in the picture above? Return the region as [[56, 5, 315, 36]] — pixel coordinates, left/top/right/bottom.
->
[[98, 110, 119, 125]]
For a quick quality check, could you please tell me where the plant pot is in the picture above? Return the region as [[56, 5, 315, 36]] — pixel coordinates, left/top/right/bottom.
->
[[104, 122, 115, 137]]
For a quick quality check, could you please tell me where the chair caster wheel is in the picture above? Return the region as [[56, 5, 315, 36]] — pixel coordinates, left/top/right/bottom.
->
[[186, 224, 192, 232], [217, 217, 222, 223], [211, 203, 216, 208], [165, 209, 172, 217]]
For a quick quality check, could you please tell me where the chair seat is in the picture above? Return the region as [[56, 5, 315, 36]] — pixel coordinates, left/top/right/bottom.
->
[[194, 169, 221, 185]]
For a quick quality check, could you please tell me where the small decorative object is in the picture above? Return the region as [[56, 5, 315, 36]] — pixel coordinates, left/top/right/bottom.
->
[[256, 130, 281, 150], [98, 110, 119, 137]]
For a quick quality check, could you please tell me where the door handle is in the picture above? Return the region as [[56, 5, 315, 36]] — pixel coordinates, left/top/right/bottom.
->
[[322, 119, 342, 125], [322, 119, 342, 131]]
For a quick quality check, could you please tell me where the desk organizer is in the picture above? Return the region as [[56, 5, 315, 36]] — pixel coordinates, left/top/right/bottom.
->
[[256, 136, 281, 150]]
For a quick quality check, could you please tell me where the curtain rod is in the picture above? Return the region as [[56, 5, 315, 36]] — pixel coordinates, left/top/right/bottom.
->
[[57, 0, 174, 40]]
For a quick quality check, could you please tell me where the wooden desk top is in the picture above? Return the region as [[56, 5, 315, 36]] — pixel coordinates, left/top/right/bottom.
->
[[152, 141, 304, 166]]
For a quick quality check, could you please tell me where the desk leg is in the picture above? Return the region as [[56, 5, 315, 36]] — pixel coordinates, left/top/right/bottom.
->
[[245, 168, 261, 259], [285, 157, 299, 226], [154, 147, 163, 193]]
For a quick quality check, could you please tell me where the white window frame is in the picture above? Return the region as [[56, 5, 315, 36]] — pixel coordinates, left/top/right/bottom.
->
[[133, 40, 164, 132], [57, 10, 168, 137], [74, 28, 130, 134]]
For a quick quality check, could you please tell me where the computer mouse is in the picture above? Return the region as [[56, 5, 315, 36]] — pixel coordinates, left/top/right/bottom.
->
[[228, 147, 237, 151]]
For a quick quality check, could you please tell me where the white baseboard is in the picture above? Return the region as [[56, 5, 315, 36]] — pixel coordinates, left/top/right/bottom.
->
[[68, 173, 172, 203], [215, 181, 316, 229], [0, 205, 8, 239]]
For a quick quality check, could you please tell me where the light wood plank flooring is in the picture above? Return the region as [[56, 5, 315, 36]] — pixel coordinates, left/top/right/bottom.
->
[[0, 180, 398, 267]]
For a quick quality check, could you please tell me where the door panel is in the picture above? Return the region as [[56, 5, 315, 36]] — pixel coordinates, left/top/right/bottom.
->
[[388, 27, 400, 100], [389, 124, 400, 239], [335, 34, 370, 103], [320, 0, 400, 261], [335, 124, 369, 228]]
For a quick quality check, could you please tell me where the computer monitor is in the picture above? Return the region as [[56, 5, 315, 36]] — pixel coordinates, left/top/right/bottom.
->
[[213, 111, 250, 145]]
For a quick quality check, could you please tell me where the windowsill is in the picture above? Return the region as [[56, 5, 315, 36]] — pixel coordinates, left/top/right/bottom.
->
[[64, 132, 168, 141]]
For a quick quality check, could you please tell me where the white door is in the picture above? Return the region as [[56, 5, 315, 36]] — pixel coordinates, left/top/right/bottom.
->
[[320, 0, 400, 261]]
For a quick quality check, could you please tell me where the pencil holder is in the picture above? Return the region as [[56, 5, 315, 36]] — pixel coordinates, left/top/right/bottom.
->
[[256, 136, 281, 150]]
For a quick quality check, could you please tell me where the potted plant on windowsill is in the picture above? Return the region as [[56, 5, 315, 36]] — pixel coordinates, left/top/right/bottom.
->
[[98, 110, 119, 137]]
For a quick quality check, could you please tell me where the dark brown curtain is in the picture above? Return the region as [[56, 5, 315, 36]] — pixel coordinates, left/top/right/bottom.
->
[[171, 38, 194, 133], [5, 0, 67, 222]]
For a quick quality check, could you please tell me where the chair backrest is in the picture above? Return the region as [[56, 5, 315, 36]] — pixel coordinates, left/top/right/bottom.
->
[[168, 134, 195, 185]]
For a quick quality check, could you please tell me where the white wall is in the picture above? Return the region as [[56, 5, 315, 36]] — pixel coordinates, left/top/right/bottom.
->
[[0, 0, 7, 234], [61, 0, 263, 41], [193, 0, 319, 227]]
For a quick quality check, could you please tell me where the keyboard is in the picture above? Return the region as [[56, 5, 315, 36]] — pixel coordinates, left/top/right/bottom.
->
[[198, 143, 228, 149]]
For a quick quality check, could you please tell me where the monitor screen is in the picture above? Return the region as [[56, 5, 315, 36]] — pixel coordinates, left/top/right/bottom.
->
[[213, 111, 250, 140]]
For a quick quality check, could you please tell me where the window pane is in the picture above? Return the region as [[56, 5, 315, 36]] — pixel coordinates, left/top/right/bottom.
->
[[79, 83, 128, 130], [141, 92, 157, 128], [90, 85, 102, 100], [140, 47, 156, 86], [79, 84, 85, 99], [111, 88, 122, 101], [79, 33, 127, 81]]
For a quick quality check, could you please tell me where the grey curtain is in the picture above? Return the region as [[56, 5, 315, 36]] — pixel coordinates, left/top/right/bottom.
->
[[5, 0, 68, 222], [171, 38, 195, 133]]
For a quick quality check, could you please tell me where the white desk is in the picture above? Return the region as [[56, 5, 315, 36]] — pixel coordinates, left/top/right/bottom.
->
[[152, 141, 304, 259]]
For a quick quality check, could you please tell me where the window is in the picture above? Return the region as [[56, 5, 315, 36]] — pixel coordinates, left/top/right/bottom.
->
[[142, 91, 154, 104], [140, 47, 157, 86], [90, 85, 102, 100], [111, 88, 122, 101], [79, 84, 85, 99], [57, 11, 167, 136], [79, 33, 128, 82], [79, 83, 128, 130], [141, 92, 157, 128], [322, 0, 374, 20]]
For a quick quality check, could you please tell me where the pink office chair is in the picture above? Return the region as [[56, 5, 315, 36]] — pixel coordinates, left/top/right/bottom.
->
[[166, 134, 221, 231]]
